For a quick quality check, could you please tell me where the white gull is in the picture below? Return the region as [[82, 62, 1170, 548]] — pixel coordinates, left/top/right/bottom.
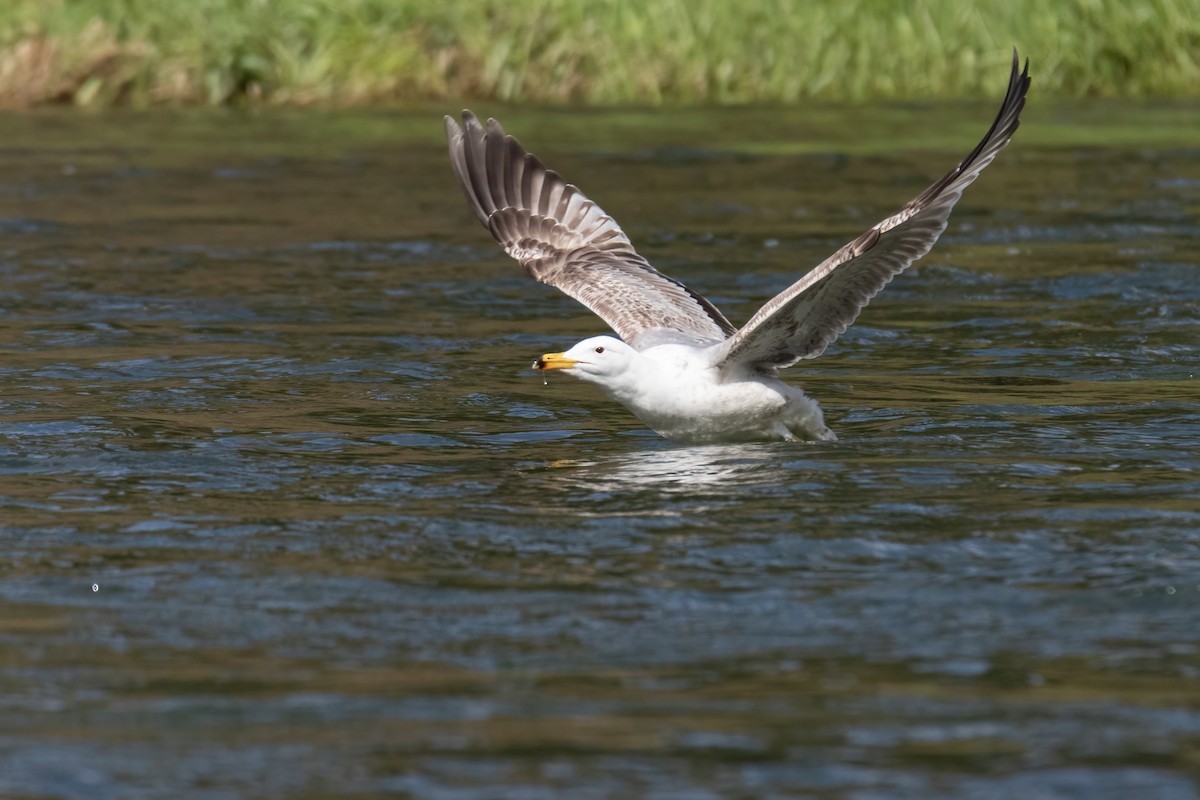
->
[[445, 52, 1030, 444]]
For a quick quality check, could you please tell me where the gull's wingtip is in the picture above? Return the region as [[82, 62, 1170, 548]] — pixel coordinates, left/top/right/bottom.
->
[[1009, 47, 1031, 83]]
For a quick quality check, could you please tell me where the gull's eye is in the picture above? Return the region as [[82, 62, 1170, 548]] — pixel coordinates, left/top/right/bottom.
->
[[594, 346, 605, 354]]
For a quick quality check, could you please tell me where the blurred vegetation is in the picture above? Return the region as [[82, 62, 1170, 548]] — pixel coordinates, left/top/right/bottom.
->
[[0, 0, 1197, 107]]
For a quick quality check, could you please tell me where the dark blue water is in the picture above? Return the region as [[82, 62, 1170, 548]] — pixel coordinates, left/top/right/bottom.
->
[[1, 106, 1198, 799]]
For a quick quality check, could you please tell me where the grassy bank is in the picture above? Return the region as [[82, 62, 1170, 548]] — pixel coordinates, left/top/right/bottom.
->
[[1, 0, 1197, 107]]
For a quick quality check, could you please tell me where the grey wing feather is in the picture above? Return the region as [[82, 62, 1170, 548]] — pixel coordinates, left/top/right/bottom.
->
[[713, 50, 1031, 372], [445, 111, 737, 348]]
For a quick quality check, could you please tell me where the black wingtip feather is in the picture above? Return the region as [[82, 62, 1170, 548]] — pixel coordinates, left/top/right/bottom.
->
[[909, 48, 1030, 209]]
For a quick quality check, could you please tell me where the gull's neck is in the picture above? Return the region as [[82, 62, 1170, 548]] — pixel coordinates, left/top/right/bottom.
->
[[611, 352, 660, 405], [603, 344, 702, 407]]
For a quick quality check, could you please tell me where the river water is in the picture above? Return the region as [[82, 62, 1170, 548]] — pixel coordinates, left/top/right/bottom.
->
[[1, 104, 1198, 799]]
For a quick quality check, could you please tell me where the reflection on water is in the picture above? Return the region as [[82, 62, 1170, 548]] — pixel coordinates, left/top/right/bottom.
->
[[542, 442, 790, 495], [1, 106, 1199, 799]]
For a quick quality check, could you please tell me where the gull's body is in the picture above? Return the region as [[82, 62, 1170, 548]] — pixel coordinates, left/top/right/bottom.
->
[[445, 53, 1030, 444], [548, 337, 831, 442]]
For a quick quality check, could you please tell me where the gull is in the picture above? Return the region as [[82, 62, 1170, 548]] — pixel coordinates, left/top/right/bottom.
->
[[445, 52, 1030, 444]]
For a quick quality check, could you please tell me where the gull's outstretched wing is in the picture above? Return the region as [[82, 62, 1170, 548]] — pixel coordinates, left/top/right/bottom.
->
[[446, 111, 736, 348], [713, 51, 1031, 372]]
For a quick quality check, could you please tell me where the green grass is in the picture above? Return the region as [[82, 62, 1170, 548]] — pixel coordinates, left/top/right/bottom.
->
[[1, 0, 1198, 107]]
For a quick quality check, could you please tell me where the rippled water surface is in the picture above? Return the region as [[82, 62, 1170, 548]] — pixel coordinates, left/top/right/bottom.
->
[[1, 105, 1198, 799]]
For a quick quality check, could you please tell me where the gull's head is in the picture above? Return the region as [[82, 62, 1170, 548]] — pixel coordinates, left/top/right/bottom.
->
[[533, 335, 635, 385]]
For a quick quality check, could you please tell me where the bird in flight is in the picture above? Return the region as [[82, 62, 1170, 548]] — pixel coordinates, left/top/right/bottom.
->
[[445, 52, 1030, 444]]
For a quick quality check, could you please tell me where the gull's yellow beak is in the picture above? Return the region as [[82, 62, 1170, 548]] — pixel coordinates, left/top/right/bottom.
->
[[533, 352, 579, 371]]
